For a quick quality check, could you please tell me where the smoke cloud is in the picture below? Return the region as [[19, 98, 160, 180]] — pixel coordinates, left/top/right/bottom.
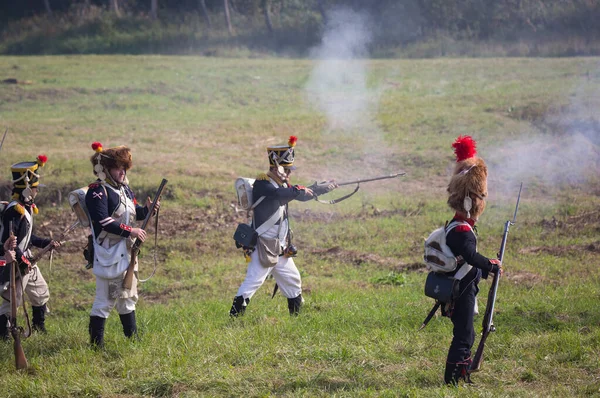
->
[[305, 7, 394, 176], [486, 80, 600, 198]]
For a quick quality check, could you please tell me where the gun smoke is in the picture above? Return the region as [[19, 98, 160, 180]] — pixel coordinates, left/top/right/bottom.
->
[[305, 7, 394, 177], [485, 79, 600, 198]]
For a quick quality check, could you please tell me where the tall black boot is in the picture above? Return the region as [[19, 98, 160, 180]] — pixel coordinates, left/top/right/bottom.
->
[[89, 316, 106, 348], [119, 311, 137, 338], [0, 314, 8, 341], [444, 361, 472, 385], [32, 304, 47, 333], [287, 294, 303, 316], [229, 296, 249, 317]]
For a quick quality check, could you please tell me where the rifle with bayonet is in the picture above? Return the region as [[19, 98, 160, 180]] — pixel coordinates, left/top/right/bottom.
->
[[123, 178, 167, 290], [312, 172, 406, 204], [469, 183, 523, 373], [8, 221, 28, 370]]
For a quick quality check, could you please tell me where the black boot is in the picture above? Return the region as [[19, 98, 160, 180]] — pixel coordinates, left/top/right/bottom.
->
[[0, 314, 8, 341], [119, 311, 137, 338], [444, 361, 472, 385], [32, 304, 47, 333], [89, 316, 106, 348], [287, 294, 303, 316], [229, 296, 249, 317]]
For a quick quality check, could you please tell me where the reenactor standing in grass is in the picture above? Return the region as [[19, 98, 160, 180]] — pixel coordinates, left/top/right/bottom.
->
[[85, 142, 158, 347], [0, 155, 61, 337], [229, 136, 337, 317], [442, 136, 503, 385]]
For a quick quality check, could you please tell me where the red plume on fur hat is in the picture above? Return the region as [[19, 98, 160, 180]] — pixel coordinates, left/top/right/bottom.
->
[[452, 135, 477, 162], [447, 135, 488, 219]]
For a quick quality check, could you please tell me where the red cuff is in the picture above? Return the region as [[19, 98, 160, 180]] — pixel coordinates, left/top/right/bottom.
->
[[295, 185, 306, 190], [21, 255, 31, 265], [0, 260, 5, 267], [119, 224, 132, 232]]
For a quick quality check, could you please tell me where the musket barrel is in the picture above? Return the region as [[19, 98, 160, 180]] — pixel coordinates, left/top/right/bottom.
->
[[337, 172, 406, 187]]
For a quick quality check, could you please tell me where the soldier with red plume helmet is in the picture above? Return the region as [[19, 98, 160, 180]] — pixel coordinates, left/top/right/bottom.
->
[[0, 155, 61, 338], [85, 142, 159, 348], [229, 136, 337, 317], [441, 136, 503, 385]]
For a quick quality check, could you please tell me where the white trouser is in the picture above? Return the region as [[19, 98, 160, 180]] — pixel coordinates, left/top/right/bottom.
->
[[91, 274, 137, 318], [236, 249, 302, 300], [0, 265, 49, 316]]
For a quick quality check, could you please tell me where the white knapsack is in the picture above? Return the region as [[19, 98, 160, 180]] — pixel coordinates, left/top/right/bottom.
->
[[68, 186, 92, 227], [423, 221, 471, 273], [234, 177, 265, 211]]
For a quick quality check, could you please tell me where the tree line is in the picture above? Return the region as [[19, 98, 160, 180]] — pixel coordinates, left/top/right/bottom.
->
[[1, 0, 599, 52]]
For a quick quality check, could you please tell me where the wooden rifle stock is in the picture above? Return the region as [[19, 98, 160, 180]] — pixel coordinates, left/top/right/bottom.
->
[[28, 221, 79, 265], [470, 183, 522, 373], [123, 178, 167, 290], [8, 221, 28, 370]]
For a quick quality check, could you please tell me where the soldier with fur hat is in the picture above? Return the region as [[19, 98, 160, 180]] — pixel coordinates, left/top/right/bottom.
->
[[85, 142, 159, 347], [0, 155, 62, 338], [441, 136, 503, 385], [229, 136, 337, 317]]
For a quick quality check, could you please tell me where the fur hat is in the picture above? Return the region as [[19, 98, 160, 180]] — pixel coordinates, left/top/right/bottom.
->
[[267, 136, 297, 169], [447, 136, 488, 219], [89, 142, 132, 181]]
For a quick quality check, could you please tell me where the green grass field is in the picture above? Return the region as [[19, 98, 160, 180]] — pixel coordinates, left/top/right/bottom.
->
[[0, 55, 599, 397]]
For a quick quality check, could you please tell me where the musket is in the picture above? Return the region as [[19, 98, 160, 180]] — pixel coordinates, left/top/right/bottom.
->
[[314, 172, 406, 204], [470, 183, 523, 373], [0, 128, 8, 153], [123, 178, 167, 290], [28, 221, 79, 265], [8, 221, 28, 370], [336, 172, 406, 186]]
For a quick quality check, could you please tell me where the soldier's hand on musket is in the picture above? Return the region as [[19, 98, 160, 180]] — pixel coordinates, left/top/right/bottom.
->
[[489, 258, 503, 276], [145, 196, 160, 216], [4, 249, 16, 264], [50, 240, 62, 249], [308, 180, 338, 196], [130, 228, 147, 242], [3, 235, 16, 252], [295, 185, 314, 197]]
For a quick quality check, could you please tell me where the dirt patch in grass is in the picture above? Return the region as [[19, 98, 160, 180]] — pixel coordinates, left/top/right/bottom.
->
[[519, 241, 600, 256], [307, 245, 424, 272], [506, 270, 545, 288], [537, 210, 600, 233]]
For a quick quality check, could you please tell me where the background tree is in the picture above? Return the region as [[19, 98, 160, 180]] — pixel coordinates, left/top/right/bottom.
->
[[263, 0, 273, 34], [199, 0, 211, 27], [150, 0, 158, 19], [224, 0, 233, 35], [109, 0, 120, 17], [43, 0, 53, 16]]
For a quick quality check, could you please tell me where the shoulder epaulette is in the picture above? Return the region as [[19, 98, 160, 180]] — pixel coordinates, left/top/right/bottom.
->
[[454, 224, 472, 233], [14, 203, 25, 215], [256, 173, 269, 181], [88, 182, 100, 189]]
